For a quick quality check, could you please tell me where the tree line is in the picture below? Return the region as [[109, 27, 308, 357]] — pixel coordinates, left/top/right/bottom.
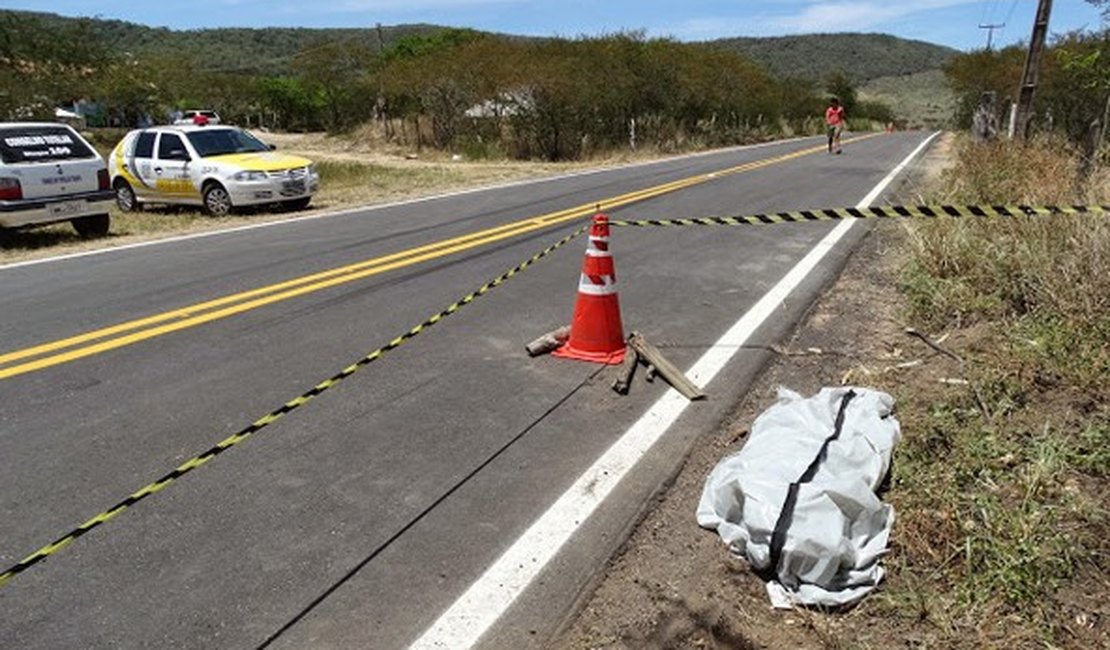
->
[[944, 27, 1110, 145], [1, 13, 896, 161]]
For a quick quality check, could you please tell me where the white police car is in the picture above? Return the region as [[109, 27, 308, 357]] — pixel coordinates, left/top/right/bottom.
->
[[109, 125, 319, 217], [0, 122, 114, 237]]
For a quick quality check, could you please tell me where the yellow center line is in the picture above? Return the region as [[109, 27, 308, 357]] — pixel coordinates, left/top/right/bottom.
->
[[0, 135, 876, 381], [0, 215, 564, 366]]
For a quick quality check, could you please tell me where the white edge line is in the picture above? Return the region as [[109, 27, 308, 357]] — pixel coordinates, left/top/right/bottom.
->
[[0, 136, 816, 273], [408, 130, 940, 650]]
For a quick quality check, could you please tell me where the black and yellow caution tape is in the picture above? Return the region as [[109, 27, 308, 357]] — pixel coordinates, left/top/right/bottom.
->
[[609, 204, 1110, 228], [0, 225, 589, 589], [10, 202, 1106, 587]]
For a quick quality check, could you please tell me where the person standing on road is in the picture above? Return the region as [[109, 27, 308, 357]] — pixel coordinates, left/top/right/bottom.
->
[[825, 98, 846, 154]]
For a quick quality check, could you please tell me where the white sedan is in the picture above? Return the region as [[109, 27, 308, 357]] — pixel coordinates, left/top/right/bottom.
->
[[0, 122, 114, 236], [109, 125, 319, 216]]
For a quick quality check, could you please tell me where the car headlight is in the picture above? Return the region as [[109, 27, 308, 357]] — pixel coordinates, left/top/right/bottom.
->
[[307, 164, 317, 176], [232, 170, 268, 182]]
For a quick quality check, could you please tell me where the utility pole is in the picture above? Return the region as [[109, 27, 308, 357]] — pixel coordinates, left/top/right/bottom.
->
[[1013, 0, 1053, 140], [978, 23, 1005, 50]]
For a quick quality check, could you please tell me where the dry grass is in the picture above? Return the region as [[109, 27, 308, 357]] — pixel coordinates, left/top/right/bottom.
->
[[903, 136, 1110, 391], [309, 158, 585, 208], [885, 135, 1110, 647]]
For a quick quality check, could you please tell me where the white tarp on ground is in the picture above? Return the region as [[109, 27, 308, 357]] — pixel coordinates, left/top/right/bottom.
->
[[696, 387, 900, 608]]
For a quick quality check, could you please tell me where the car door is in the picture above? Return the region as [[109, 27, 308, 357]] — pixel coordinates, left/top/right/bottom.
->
[[129, 130, 158, 200], [154, 132, 197, 199]]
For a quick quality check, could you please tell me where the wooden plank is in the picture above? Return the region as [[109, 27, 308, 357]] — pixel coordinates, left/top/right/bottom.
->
[[628, 332, 706, 401]]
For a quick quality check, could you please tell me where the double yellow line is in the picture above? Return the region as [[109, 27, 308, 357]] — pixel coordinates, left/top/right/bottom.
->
[[0, 136, 874, 381]]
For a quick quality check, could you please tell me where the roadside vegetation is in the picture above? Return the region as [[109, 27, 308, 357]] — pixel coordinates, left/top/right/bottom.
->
[[841, 23, 1110, 637], [2, 10, 900, 162], [888, 36, 1110, 645], [889, 44, 1110, 644], [945, 28, 1110, 143], [880, 135, 1109, 647]]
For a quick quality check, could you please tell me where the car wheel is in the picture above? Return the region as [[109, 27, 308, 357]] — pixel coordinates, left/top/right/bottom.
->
[[72, 213, 110, 238], [282, 197, 312, 212], [203, 182, 233, 217], [114, 179, 141, 212]]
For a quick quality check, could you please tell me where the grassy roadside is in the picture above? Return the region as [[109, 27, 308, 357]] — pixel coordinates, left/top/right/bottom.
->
[[883, 135, 1109, 646]]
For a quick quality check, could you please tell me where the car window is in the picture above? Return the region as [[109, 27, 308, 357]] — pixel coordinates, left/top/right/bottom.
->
[[201, 111, 217, 118], [157, 133, 190, 161], [0, 125, 96, 164], [186, 128, 269, 158], [134, 131, 156, 158]]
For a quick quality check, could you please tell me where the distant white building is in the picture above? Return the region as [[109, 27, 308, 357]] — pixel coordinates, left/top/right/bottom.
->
[[464, 90, 534, 119], [54, 107, 87, 129]]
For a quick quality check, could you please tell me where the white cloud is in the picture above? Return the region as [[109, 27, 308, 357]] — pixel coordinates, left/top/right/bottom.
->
[[663, 1, 977, 41], [771, 0, 975, 33], [335, 0, 517, 10]]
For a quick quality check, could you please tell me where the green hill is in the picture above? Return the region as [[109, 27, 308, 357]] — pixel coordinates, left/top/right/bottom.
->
[[5, 10, 956, 82], [0, 10, 443, 76], [711, 33, 958, 83], [860, 70, 955, 128]]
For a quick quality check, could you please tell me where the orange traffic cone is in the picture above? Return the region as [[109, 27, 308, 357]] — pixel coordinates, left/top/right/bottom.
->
[[552, 214, 627, 365]]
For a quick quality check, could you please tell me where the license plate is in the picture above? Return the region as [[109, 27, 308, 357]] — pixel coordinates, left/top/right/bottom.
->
[[281, 180, 306, 196], [49, 200, 83, 217]]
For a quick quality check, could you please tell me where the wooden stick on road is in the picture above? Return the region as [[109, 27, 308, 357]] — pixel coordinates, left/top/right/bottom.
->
[[611, 349, 640, 395], [526, 326, 571, 357], [628, 332, 706, 401]]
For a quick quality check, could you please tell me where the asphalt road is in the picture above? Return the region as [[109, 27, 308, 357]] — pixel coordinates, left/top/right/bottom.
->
[[0, 132, 936, 649]]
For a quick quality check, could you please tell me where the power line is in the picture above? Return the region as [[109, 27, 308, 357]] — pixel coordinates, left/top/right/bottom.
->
[[980, 0, 1007, 26], [978, 0, 996, 26], [1000, 0, 1021, 40]]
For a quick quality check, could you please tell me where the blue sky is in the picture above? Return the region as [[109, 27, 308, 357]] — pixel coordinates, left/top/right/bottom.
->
[[3, 1, 1104, 50]]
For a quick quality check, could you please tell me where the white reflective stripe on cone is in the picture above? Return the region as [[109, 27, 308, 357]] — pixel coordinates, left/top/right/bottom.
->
[[577, 275, 618, 295]]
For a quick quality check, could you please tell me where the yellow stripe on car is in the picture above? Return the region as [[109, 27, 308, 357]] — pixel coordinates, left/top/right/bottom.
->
[[205, 152, 313, 171]]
